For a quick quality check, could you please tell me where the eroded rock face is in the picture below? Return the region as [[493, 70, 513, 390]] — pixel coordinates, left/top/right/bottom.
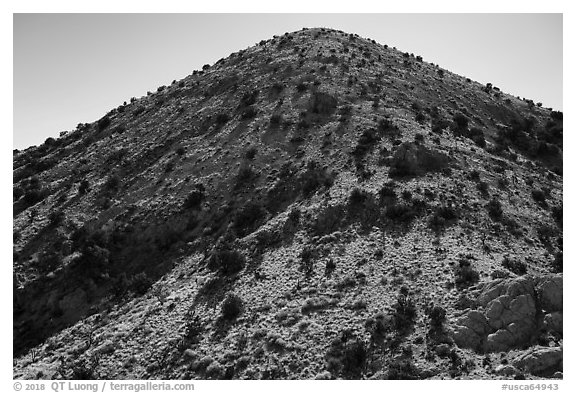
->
[[450, 274, 562, 353]]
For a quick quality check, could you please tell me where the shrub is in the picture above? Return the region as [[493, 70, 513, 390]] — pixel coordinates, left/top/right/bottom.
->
[[300, 246, 316, 276], [415, 113, 426, 123], [469, 127, 486, 148], [97, 116, 111, 131], [427, 305, 447, 330], [23, 189, 46, 206], [208, 248, 245, 275], [454, 259, 479, 286], [296, 82, 307, 92], [233, 202, 266, 236], [531, 189, 547, 204], [325, 332, 367, 377], [238, 90, 259, 108], [104, 175, 120, 192], [429, 205, 458, 231], [48, 210, 65, 226], [245, 147, 258, 160], [183, 187, 205, 210], [341, 339, 367, 374], [309, 92, 337, 115], [215, 113, 230, 126], [270, 114, 282, 126], [387, 359, 420, 380], [392, 289, 417, 333], [379, 183, 397, 204], [486, 199, 503, 220], [453, 113, 469, 131], [221, 293, 243, 320], [477, 181, 489, 196], [385, 203, 416, 222], [240, 106, 257, 120], [79, 180, 90, 195], [235, 164, 256, 186], [348, 187, 370, 207], [129, 272, 153, 295], [300, 161, 334, 196], [501, 256, 527, 275]]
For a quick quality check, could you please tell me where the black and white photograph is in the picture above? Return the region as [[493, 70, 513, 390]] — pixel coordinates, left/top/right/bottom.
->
[[8, 4, 569, 389]]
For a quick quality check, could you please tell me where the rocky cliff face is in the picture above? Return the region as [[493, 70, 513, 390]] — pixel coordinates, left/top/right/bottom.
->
[[13, 27, 562, 380]]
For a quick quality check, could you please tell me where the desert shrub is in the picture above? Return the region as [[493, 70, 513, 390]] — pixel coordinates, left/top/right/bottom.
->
[[238, 90, 259, 108], [104, 175, 120, 192], [181, 311, 204, 346], [428, 205, 458, 231], [233, 201, 266, 236], [300, 161, 334, 196], [78, 179, 90, 195], [379, 183, 397, 204], [427, 305, 447, 330], [352, 128, 383, 160], [129, 272, 153, 295], [240, 106, 257, 120], [536, 223, 559, 245], [531, 189, 547, 204], [387, 359, 420, 380], [477, 181, 489, 196], [469, 127, 486, 148], [23, 188, 46, 206], [384, 203, 415, 222], [215, 113, 230, 126], [309, 92, 337, 115], [235, 164, 256, 186], [325, 332, 367, 377], [208, 248, 245, 275], [270, 113, 282, 126], [245, 147, 258, 160], [300, 246, 316, 276], [221, 293, 243, 320], [295, 82, 307, 92], [348, 187, 370, 208], [453, 113, 469, 131], [454, 259, 479, 286], [501, 256, 527, 275], [550, 111, 563, 121], [431, 118, 451, 134], [486, 199, 503, 220], [392, 288, 417, 333], [48, 210, 65, 226], [183, 184, 205, 210], [176, 147, 186, 156], [97, 116, 111, 131], [415, 113, 426, 123]]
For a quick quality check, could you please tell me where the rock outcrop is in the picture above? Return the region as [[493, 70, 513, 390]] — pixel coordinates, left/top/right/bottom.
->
[[451, 274, 562, 353]]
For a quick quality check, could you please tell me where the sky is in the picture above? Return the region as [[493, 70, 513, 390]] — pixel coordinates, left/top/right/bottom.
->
[[13, 13, 562, 150]]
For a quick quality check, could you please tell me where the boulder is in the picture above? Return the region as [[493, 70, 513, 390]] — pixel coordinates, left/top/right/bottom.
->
[[512, 346, 562, 376], [543, 312, 563, 335], [495, 364, 519, 376], [536, 275, 562, 312]]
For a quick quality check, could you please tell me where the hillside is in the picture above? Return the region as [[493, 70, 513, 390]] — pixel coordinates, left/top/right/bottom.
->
[[13, 27, 563, 380]]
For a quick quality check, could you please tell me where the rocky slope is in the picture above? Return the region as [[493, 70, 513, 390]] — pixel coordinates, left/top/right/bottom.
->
[[13, 27, 562, 380]]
